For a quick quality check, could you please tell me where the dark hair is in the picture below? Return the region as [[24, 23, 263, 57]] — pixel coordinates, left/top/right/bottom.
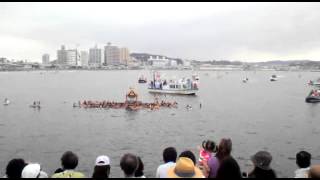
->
[[54, 168, 64, 174], [179, 150, 196, 165], [61, 151, 79, 170], [134, 157, 144, 177], [202, 140, 217, 153], [163, 147, 177, 163], [120, 153, 138, 177], [296, 151, 311, 168], [92, 165, 111, 178], [248, 167, 277, 178], [6, 159, 27, 178], [216, 156, 242, 179], [216, 138, 232, 161]]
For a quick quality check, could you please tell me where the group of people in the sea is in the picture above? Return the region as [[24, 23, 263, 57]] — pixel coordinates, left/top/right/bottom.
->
[[74, 100, 178, 110], [2, 138, 320, 178]]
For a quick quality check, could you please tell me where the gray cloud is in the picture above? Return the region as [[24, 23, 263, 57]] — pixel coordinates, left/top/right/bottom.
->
[[1, 2, 320, 62]]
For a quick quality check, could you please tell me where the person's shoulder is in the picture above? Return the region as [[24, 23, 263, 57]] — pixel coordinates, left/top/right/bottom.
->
[[73, 171, 86, 178], [51, 172, 62, 178]]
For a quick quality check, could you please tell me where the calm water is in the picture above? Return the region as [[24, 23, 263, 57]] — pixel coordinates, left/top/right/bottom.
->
[[0, 70, 320, 178]]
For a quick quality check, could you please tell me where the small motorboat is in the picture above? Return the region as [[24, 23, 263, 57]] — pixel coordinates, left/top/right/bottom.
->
[[138, 76, 147, 83], [270, 75, 277, 82], [30, 101, 41, 108], [306, 90, 320, 103], [3, 99, 10, 106], [30, 105, 41, 108], [186, 105, 192, 110]]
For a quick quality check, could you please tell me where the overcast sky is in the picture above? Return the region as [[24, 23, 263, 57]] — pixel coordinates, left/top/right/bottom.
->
[[1, 2, 320, 62]]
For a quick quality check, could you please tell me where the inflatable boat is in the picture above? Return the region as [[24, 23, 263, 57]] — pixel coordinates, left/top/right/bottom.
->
[[306, 90, 320, 103]]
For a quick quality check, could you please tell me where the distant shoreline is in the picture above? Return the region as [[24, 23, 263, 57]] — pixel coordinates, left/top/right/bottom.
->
[[0, 69, 319, 72]]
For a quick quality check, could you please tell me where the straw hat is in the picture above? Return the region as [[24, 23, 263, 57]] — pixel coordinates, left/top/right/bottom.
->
[[167, 157, 203, 178]]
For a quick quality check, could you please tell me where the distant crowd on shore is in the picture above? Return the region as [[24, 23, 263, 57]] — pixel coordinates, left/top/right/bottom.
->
[[2, 138, 320, 178]]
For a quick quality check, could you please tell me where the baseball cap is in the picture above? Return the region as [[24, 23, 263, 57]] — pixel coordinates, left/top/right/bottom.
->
[[95, 156, 110, 166]]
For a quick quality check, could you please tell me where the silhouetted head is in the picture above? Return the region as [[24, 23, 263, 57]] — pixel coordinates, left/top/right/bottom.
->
[[61, 151, 79, 170], [120, 153, 138, 177], [134, 157, 144, 177], [216, 156, 242, 179], [163, 147, 177, 163], [296, 151, 311, 169], [6, 159, 27, 178], [179, 150, 196, 165], [202, 140, 218, 153], [216, 138, 232, 161]]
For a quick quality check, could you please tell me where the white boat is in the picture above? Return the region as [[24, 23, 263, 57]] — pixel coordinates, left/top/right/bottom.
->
[[149, 88, 198, 95], [308, 79, 320, 87], [148, 72, 199, 95], [3, 99, 10, 106], [270, 75, 277, 82]]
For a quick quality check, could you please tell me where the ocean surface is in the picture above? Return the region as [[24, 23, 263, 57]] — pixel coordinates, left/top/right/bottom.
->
[[0, 70, 320, 178]]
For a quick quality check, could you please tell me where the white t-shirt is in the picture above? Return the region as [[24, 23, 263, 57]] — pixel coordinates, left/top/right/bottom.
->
[[294, 167, 310, 178], [156, 162, 176, 178]]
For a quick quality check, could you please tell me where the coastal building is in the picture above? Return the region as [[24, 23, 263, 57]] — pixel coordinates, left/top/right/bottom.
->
[[0, 57, 8, 63], [89, 45, 102, 66], [104, 42, 120, 65], [42, 54, 50, 65], [80, 51, 89, 67], [120, 47, 130, 65], [57, 45, 68, 65], [148, 55, 169, 67], [57, 45, 79, 66], [66, 49, 80, 66], [169, 60, 178, 67]]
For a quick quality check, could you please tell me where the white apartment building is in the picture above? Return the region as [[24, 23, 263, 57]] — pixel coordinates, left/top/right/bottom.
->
[[42, 54, 50, 64], [89, 46, 102, 66], [80, 51, 89, 67], [104, 43, 120, 65], [148, 56, 169, 67], [57, 45, 79, 66]]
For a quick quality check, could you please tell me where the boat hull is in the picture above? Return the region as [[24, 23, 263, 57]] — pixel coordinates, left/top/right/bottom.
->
[[306, 96, 320, 103], [138, 80, 147, 83], [148, 88, 197, 95]]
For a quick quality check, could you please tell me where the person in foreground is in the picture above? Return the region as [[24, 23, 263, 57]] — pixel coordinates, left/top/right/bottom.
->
[[216, 156, 242, 179], [309, 165, 320, 178], [167, 157, 204, 178], [294, 151, 311, 178], [21, 163, 48, 178], [248, 151, 277, 178], [204, 138, 233, 178], [4, 159, 27, 178], [51, 151, 85, 178], [135, 157, 146, 178], [92, 155, 111, 178], [156, 147, 177, 178], [120, 153, 139, 178]]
